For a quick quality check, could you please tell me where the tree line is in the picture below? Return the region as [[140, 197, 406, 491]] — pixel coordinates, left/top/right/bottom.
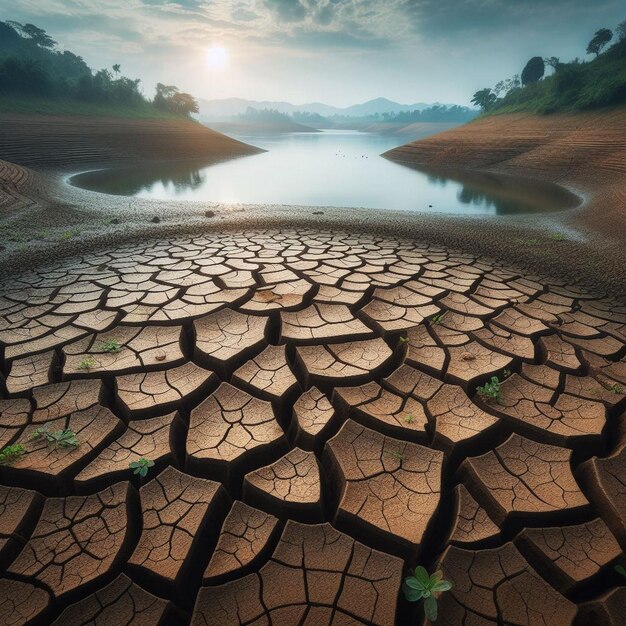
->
[[0, 21, 198, 116], [236, 104, 476, 126], [471, 21, 626, 114], [379, 105, 476, 123]]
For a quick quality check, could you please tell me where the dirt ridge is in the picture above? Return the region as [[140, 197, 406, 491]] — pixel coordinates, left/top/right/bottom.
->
[[384, 109, 626, 240], [0, 113, 262, 169]]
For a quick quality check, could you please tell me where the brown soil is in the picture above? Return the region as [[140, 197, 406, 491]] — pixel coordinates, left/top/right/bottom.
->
[[1, 110, 626, 297], [0, 230, 624, 625], [0, 113, 262, 169], [0, 111, 625, 624], [384, 109, 626, 241]]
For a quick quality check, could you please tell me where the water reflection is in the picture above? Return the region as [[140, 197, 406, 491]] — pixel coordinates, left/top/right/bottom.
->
[[409, 165, 580, 216], [71, 161, 211, 196], [69, 130, 580, 216]]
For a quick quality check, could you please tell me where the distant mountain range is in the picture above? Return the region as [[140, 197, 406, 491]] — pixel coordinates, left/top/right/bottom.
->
[[198, 97, 458, 119]]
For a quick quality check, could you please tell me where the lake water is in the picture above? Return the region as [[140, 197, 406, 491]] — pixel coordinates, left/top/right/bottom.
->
[[69, 129, 580, 215]]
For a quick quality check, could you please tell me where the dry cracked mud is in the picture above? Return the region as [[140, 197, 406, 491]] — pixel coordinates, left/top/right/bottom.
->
[[0, 229, 624, 625]]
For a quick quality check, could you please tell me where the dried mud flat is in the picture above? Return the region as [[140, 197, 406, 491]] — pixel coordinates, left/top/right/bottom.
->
[[0, 230, 625, 625]]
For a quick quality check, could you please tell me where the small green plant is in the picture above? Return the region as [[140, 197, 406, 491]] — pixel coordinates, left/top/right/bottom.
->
[[386, 449, 405, 461], [405, 414, 415, 424], [549, 232, 566, 241], [430, 312, 445, 325], [503, 368, 511, 379], [100, 340, 122, 353], [614, 564, 626, 578], [515, 237, 539, 246], [476, 376, 502, 403], [403, 566, 452, 622], [31, 427, 79, 449], [399, 335, 409, 343], [77, 357, 97, 370], [130, 457, 155, 478], [60, 228, 82, 240], [610, 383, 623, 394], [0, 443, 25, 465]]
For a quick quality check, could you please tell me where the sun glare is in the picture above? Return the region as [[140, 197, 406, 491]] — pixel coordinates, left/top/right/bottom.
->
[[207, 45, 228, 70]]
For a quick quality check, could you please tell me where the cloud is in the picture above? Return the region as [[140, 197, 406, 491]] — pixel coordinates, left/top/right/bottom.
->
[[232, 3, 259, 21], [405, 0, 623, 39], [5, 0, 626, 106], [264, 0, 307, 23]]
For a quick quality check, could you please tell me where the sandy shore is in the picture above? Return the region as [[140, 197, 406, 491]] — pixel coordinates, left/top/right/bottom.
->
[[0, 111, 625, 299]]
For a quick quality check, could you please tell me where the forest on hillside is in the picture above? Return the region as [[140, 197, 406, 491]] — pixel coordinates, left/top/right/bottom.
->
[[471, 21, 626, 114], [235, 104, 476, 127], [0, 21, 198, 117]]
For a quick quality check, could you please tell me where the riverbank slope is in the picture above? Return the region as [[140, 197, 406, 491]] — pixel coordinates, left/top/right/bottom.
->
[[1, 110, 626, 297], [383, 109, 626, 241], [0, 113, 263, 169]]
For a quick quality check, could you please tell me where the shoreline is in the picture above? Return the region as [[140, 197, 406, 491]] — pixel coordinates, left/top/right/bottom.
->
[[384, 109, 626, 241], [0, 162, 622, 299], [1, 111, 625, 299]]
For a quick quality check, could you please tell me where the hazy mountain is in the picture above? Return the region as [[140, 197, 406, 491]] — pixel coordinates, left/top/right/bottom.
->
[[197, 97, 450, 120], [342, 97, 429, 116]]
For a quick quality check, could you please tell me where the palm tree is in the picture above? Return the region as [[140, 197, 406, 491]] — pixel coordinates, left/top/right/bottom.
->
[[471, 88, 497, 112], [112, 64, 121, 78]]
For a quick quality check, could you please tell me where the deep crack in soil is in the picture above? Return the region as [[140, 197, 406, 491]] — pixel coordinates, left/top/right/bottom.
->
[[0, 229, 625, 625]]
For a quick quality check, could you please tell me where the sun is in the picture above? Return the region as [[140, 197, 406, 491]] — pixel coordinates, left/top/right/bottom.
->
[[207, 45, 228, 70]]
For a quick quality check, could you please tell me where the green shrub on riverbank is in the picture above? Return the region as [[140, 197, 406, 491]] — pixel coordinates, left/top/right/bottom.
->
[[473, 24, 626, 115]]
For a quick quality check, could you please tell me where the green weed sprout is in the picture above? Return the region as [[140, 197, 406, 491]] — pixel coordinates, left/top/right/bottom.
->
[[77, 356, 97, 370], [100, 340, 122, 353], [476, 376, 502, 403], [403, 566, 452, 622], [130, 457, 155, 478], [31, 427, 79, 449], [0, 444, 25, 465]]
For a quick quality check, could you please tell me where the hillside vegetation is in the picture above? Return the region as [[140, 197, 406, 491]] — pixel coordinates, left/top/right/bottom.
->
[[472, 21, 626, 115], [217, 104, 476, 131], [0, 20, 198, 118]]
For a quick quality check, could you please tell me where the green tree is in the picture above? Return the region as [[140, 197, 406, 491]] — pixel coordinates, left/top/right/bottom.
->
[[154, 83, 198, 116], [170, 91, 199, 116], [521, 57, 545, 85], [471, 88, 497, 111], [7, 22, 56, 48], [587, 28, 613, 56], [0, 58, 53, 95], [545, 56, 561, 72], [112, 63, 121, 77], [154, 82, 178, 109]]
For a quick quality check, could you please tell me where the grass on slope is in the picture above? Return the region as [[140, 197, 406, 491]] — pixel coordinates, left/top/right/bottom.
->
[[0, 96, 188, 119], [488, 38, 626, 115]]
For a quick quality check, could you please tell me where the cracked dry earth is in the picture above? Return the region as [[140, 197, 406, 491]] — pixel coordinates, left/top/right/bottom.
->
[[0, 230, 625, 626]]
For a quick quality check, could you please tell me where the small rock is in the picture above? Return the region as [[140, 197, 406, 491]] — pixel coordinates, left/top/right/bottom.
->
[[155, 351, 166, 362], [313, 211, 324, 215], [151, 216, 161, 223], [110, 218, 120, 225], [205, 210, 216, 218], [461, 352, 476, 361]]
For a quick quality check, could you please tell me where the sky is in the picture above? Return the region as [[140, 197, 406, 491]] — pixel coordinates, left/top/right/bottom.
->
[[4, 0, 625, 106]]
